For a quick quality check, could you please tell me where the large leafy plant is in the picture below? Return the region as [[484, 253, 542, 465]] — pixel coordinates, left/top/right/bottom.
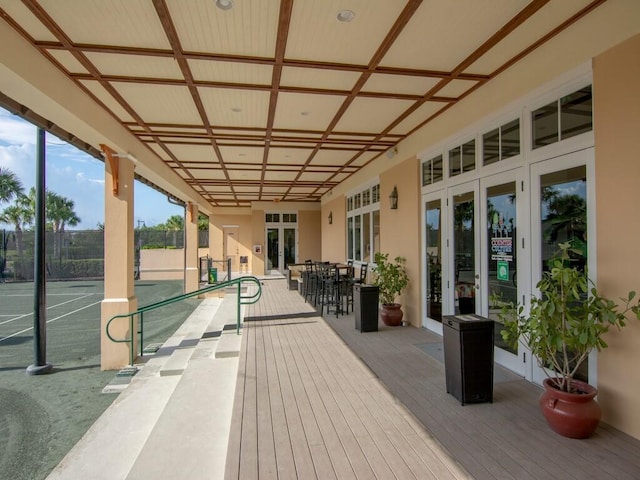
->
[[372, 252, 409, 305], [498, 242, 640, 393]]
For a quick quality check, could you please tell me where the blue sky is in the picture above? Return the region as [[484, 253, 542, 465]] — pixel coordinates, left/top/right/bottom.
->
[[0, 107, 183, 229]]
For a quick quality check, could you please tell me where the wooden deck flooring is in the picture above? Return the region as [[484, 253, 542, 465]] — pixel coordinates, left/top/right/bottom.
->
[[225, 278, 640, 479]]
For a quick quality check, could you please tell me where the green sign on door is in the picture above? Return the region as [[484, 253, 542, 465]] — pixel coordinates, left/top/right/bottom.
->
[[497, 261, 509, 281]]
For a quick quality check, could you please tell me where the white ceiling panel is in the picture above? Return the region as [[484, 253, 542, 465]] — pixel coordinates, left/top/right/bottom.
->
[[335, 97, 414, 133], [166, 0, 280, 57], [41, 0, 170, 49], [113, 83, 201, 124], [381, 0, 530, 71], [199, 87, 270, 128], [273, 92, 345, 131]]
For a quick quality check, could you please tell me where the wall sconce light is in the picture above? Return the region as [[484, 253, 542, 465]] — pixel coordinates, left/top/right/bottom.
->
[[389, 186, 398, 210], [389, 185, 398, 210], [328, 211, 333, 224]]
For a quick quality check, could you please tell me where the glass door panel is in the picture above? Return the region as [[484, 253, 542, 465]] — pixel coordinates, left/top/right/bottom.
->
[[530, 149, 592, 385], [425, 198, 443, 322], [540, 165, 588, 382], [450, 183, 480, 315], [483, 177, 523, 374], [283, 228, 296, 270], [267, 228, 279, 272]]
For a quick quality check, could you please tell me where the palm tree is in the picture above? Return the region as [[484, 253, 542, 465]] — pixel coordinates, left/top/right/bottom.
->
[[0, 195, 33, 256], [0, 167, 23, 204], [165, 214, 184, 231], [45, 191, 80, 259]]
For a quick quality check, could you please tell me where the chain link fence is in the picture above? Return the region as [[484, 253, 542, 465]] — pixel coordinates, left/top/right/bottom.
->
[[0, 229, 208, 282]]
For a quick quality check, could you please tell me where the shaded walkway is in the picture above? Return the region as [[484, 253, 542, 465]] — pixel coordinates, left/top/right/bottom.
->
[[225, 279, 469, 479]]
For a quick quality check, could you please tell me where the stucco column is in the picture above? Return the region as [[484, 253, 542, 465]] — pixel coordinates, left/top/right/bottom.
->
[[100, 147, 137, 370], [185, 202, 199, 293]]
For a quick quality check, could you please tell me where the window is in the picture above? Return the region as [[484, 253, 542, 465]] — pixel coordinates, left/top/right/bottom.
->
[[483, 119, 520, 166], [449, 139, 475, 177], [347, 183, 380, 263], [532, 85, 592, 149], [422, 155, 444, 186], [372, 184, 380, 203], [266, 213, 296, 223], [363, 189, 371, 206]]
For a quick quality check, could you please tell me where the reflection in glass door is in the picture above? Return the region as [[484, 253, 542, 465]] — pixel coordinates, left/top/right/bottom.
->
[[540, 165, 588, 382], [267, 228, 279, 272], [283, 228, 296, 270], [484, 178, 522, 373], [450, 185, 479, 315], [425, 198, 442, 322]]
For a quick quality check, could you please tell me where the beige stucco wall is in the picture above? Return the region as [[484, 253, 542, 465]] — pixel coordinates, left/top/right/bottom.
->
[[379, 156, 422, 326], [298, 210, 322, 263], [321, 195, 346, 262], [140, 248, 184, 281], [593, 33, 640, 439], [251, 209, 266, 274]]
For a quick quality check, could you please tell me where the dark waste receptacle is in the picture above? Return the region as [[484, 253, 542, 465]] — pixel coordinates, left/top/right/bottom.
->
[[354, 284, 379, 332], [443, 314, 494, 405], [208, 267, 218, 284]]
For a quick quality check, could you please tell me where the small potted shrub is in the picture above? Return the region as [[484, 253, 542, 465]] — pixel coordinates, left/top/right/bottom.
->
[[372, 252, 409, 326], [497, 242, 640, 438]]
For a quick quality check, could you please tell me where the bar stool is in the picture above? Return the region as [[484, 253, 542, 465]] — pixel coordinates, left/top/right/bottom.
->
[[317, 263, 342, 316], [303, 260, 318, 305]]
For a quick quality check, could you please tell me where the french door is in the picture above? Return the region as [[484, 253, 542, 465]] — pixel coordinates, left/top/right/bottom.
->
[[441, 169, 528, 375], [266, 226, 297, 274]]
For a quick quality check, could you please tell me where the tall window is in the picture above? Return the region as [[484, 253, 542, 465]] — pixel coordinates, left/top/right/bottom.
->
[[347, 183, 380, 262]]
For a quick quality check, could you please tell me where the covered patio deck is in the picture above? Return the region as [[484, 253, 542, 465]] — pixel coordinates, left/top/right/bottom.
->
[[227, 278, 640, 479]]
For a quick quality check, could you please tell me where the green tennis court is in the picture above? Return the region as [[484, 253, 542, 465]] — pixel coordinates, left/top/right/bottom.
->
[[0, 279, 202, 480]]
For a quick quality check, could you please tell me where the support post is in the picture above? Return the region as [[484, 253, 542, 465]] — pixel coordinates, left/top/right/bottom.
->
[[101, 147, 137, 370], [184, 202, 199, 293], [27, 128, 52, 375]]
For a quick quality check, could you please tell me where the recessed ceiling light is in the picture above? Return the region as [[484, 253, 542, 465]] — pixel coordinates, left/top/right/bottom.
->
[[216, 0, 233, 11], [337, 10, 355, 22]]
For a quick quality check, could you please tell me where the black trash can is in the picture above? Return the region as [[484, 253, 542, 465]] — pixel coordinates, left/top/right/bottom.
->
[[354, 284, 379, 332], [443, 314, 494, 405]]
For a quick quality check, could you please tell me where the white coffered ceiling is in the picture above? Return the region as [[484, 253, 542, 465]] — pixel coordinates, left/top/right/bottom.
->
[[0, 0, 605, 206]]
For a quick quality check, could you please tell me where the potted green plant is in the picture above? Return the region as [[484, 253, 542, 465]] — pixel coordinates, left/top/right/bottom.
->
[[372, 252, 409, 326], [497, 242, 640, 438]]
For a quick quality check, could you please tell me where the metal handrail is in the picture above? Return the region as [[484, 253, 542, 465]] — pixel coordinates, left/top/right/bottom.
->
[[106, 276, 262, 366]]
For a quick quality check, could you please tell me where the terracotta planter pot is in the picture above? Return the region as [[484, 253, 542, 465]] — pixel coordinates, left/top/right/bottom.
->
[[380, 303, 403, 326], [539, 378, 601, 439]]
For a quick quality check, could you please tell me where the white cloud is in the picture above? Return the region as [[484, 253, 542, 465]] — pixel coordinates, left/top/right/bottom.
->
[[0, 111, 37, 146], [1, 107, 180, 229]]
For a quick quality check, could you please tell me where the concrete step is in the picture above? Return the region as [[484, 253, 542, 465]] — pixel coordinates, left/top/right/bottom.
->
[[125, 292, 243, 480], [158, 298, 223, 377], [46, 294, 245, 480]]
